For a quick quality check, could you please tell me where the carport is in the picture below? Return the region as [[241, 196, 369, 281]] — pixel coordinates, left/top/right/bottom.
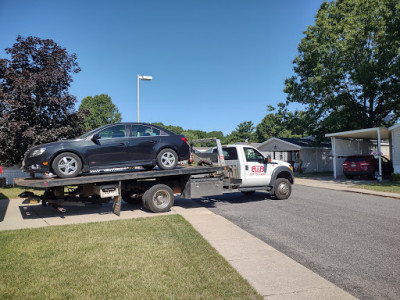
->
[[325, 128, 390, 180]]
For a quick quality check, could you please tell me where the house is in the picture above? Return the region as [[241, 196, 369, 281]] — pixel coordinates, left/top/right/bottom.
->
[[389, 124, 400, 174], [257, 137, 332, 173]]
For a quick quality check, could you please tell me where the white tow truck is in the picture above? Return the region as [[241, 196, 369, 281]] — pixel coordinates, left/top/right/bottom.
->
[[15, 139, 294, 214]]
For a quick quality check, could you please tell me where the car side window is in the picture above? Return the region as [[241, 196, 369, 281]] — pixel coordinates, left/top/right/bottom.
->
[[98, 125, 126, 139], [244, 147, 265, 163], [381, 156, 388, 163], [131, 125, 161, 137]]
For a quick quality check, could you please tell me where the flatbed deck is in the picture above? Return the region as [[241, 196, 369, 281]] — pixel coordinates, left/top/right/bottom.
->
[[15, 165, 226, 188]]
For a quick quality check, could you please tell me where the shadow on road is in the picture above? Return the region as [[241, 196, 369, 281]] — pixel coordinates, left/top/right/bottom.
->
[[191, 191, 276, 208]]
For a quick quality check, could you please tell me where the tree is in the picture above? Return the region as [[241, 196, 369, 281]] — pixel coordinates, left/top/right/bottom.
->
[[0, 36, 84, 166], [284, 0, 400, 138], [225, 121, 255, 143], [79, 94, 122, 130], [255, 104, 308, 142]]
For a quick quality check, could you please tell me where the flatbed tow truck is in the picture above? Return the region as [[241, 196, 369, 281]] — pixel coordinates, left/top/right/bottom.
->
[[15, 139, 294, 215]]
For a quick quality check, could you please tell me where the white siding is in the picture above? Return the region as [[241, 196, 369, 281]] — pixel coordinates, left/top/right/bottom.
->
[[392, 128, 400, 174]]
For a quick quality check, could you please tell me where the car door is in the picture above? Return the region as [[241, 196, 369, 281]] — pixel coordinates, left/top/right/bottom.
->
[[241, 147, 271, 187], [86, 124, 129, 169], [125, 124, 161, 163]]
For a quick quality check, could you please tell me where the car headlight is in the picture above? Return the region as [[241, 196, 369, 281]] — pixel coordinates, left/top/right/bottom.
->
[[30, 148, 46, 157]]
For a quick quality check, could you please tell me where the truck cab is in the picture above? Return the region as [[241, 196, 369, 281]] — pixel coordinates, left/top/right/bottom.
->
[[192, 141, 294, 199]]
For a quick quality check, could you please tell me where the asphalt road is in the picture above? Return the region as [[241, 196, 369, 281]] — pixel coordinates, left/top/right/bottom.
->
[[194, 185, 400, 300]]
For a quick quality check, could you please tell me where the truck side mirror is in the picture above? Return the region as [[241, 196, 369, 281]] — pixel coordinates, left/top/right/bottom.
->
[[265, 156, 271, 164]]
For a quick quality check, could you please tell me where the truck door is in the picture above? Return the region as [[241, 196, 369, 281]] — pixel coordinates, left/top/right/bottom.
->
[[241, 147, 271, 187]]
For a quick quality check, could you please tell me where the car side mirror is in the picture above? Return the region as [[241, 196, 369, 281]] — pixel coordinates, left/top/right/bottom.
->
[[264, 156, 271, 164], [92, 134, 101, 142]]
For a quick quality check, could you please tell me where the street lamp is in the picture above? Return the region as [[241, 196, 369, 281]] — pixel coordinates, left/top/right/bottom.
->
[[137, 74, 153, 122]]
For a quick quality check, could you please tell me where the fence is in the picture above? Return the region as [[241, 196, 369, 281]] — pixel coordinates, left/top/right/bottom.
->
[[0, 167, 30, 185]]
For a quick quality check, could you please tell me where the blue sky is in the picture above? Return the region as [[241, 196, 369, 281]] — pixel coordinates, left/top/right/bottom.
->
[[0, 0, 323, 134]]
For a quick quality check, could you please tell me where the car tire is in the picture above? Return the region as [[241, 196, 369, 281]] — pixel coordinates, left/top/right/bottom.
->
[[52, 152, 82, 178], [142, 184, 174, 213], [273, 178, 291, 200], [241, 191, 255, 196], [143, 165, 156, 171], [157, 148, 178, 170]]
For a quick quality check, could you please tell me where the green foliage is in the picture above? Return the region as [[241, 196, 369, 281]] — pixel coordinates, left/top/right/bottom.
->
[[255, 103, 309, 142], [79, 94, 122, 131], [0, 36, 84, 166], [225, 121, 255, 143], [284, 0, 400, 138]]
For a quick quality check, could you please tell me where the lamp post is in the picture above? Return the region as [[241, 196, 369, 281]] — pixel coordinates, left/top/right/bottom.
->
[[137, 74, 153, 122]]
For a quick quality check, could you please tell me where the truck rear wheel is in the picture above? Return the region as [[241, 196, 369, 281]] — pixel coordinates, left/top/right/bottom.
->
[[142, 184, 174, 213], [273, 178, 291, 200]]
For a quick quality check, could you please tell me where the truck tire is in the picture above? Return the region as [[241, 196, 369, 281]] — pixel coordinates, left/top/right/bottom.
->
[[142, 184, 174, 213], [157, 148, 178, 170], [273, 178, 291, 200], [52, 152, 82, 178]]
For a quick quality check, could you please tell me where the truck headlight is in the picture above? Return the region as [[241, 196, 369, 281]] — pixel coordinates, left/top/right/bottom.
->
[[30, 148, 46, 157]]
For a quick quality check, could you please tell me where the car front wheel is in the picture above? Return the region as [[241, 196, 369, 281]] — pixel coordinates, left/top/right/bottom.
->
[[157, 148, 178, 170], [52, 152, 82, 178]]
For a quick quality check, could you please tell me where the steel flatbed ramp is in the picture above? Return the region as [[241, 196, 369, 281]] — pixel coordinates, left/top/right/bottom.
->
[[15, 165, 225, 188]]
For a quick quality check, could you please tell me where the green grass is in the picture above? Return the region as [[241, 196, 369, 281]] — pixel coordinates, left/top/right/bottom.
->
[[0, 186, 45, 200], [351, 181, 400, 194], [0, 215, 261, 299]]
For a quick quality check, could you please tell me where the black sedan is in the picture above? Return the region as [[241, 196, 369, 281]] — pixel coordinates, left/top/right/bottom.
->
[[23, 123, 190, 178]]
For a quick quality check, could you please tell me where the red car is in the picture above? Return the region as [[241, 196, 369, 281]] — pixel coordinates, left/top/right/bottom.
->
[[343, 155, 393, 179]]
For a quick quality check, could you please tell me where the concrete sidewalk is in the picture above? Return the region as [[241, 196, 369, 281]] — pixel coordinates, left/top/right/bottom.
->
[[172, 199, 356, 300], [295, 177, 400, 200], [1, 195, 356, 299]]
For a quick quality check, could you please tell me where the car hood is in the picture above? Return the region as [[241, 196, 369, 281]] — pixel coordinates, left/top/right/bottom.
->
[[28, 138, 82, 151]]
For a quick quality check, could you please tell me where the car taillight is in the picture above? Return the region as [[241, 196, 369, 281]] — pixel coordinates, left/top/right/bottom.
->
[[181, 137, 188, 143]]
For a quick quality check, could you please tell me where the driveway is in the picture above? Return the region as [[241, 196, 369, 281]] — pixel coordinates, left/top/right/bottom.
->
[[194, 185, 400, 300]]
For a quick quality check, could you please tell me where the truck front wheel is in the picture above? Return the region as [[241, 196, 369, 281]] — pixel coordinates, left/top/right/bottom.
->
[[142, 184, 174, 213], [273, 178, 291, 200]]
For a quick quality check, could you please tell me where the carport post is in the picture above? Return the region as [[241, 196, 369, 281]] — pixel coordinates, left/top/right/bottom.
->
[[331, 137, 337, 179], [377, 129, 382, 181]]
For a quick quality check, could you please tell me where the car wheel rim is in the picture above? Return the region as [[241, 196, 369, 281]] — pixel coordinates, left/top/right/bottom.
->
[[278, 182, 289, 195], [161, 152, 175, 167], [58, 156, 78, 175], [153, 190, 170, 209]]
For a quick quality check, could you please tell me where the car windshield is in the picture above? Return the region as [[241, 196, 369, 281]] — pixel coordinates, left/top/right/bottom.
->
[[78, 125, 109, 139]]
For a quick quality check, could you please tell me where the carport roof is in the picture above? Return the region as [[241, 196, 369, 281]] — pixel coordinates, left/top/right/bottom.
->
[[325, 127, 390, 140]]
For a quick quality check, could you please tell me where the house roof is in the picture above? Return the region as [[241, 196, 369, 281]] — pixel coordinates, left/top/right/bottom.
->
[[258, 137, 331, 150], [325, 127, 390, 139], [389, 123, 400, 131]]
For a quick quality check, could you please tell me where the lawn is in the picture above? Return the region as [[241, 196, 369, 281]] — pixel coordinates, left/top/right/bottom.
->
[[351, 180, 400, 194], [0, 215, 261, 299], [0, 186, 45, 200]]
